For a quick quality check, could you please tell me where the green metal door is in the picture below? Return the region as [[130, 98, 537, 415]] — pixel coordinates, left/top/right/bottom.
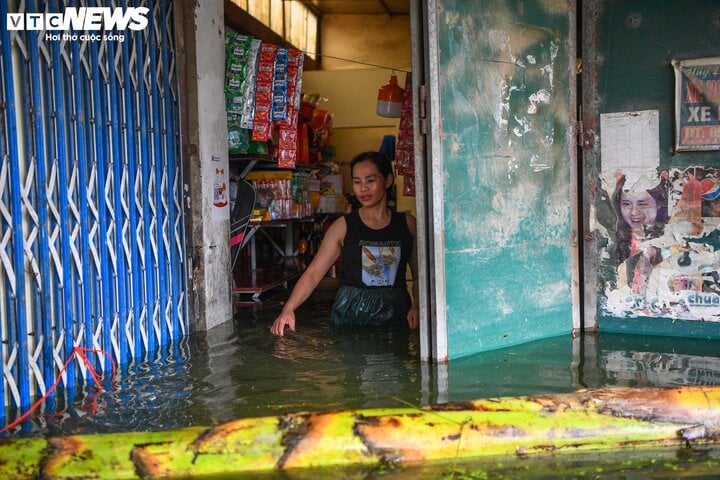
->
[[423, 0, 579, 360]]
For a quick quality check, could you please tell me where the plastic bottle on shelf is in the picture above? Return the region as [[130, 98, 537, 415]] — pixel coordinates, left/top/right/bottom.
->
[[298, 230, 308, 256]]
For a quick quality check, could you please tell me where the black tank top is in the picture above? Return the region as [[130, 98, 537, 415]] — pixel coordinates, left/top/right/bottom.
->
[[340, 209, 413, 289]]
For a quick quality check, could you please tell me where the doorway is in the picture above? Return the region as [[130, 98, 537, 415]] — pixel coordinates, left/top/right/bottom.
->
[[225, 0, 581, 363]]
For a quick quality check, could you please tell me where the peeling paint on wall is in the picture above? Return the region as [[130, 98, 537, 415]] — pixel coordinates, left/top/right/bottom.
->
[[438, 0, 574, 356], [591, 0, 720, 335], [441, 10, 568, 253], [602, 166, 720, 322]]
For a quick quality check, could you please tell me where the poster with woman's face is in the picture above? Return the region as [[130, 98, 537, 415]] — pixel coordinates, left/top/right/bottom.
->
[[602, 167, 720, 322], [619, 190, 658, 231]]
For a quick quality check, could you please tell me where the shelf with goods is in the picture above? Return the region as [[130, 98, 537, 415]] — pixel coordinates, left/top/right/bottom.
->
[[230, 212, 342, 306], [229, 166, 345, 304], [224, 30, 346, 303], [228, 158, 345, 301]]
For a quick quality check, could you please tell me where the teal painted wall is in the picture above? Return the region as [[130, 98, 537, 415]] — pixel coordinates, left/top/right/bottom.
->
[[593, 0, 720, 335], [437, 0, 575, 358], [596, 0, 719, 168]]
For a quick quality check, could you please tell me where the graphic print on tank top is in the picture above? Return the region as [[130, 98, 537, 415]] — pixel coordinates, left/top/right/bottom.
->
[[360, 240, 402, 286]]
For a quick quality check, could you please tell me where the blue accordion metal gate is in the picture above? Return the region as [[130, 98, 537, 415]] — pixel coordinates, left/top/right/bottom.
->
[[0, 1, 187, 422]]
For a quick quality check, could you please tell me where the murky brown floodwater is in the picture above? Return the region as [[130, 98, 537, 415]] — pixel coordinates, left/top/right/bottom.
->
[[4, 288, 720, 477]]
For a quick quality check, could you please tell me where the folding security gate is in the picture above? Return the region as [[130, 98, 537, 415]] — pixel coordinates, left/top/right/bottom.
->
[[0, 1, 186, 419]]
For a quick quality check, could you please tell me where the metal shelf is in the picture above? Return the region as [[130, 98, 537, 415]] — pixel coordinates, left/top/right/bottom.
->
[[229, 153, 334, 177]]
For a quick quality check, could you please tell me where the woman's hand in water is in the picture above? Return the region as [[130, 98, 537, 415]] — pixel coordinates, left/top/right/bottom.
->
[[407, 305, 419, 330], [271, 310, 296, 336]]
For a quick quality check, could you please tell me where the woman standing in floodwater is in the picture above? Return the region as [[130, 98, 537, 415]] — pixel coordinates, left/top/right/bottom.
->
[[271, 151, 419, 335]]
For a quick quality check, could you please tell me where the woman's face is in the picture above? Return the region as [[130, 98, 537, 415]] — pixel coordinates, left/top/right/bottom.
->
[[352, 160, 391, 208], [620, 190, 657, 231]]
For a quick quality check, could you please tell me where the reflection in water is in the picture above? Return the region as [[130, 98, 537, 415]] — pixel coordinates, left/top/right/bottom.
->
[[441, 335, 577, 403], [4, 294, 720, 439], [596, 332, 720, 388], [20, 343, 208, 437]]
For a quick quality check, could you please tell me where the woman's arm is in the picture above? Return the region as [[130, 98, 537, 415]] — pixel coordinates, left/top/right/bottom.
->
[[406, 213, 419, 330], [270, 217, 346, 336]]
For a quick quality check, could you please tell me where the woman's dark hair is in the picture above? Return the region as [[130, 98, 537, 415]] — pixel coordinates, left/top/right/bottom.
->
[[350, 151, 394, 187], [613, 173, 669, 265]]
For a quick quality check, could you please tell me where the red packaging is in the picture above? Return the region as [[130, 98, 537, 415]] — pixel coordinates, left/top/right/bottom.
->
[[396, 72, 415, 195], [252, 43, 277, 142]]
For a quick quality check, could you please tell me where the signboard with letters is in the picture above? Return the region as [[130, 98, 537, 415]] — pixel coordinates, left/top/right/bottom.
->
[[673, 57, 720, 152]]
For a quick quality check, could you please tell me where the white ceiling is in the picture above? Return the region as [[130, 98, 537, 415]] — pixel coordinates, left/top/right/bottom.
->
[[298, 0, 409, 16]]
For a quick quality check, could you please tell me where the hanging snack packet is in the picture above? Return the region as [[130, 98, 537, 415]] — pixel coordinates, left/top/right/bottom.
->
[[240, 38, 261, 130], [225, 33, 252, 113], [225, 32, 254, 151], [396, 72, 415, 185], [252, 43, 277, 142], [272, 48, 289, 122], [277, 49, 304, 169]]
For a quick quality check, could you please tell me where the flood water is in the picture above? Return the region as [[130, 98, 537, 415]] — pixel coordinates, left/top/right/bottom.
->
[[4, 287, 720, 477]]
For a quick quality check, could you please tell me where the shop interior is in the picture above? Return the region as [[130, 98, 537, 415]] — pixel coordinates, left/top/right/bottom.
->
[[224, 1, 415, 306]]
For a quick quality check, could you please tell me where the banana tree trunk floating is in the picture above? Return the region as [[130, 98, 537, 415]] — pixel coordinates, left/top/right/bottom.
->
[[3, 386, 720, 479]]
